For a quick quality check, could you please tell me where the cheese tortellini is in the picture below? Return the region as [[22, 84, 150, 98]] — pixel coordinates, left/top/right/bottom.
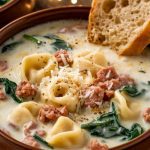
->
[[40, 75, 81, 113], [21, 53, 58, 84], [7, 102, 40, 127], [73, 50, 107, 76], [46, 116, 88, 149], [112, 91, 141, 120]]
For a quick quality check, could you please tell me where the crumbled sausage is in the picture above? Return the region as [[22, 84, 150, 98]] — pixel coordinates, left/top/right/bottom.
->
[[23, 136, 40, 148], [103, 90, 114, 101], [98, 79, 121, 91], [143, 108, 150, 122], [35, 130, 46, 137], [81, 86, 104, 108], [38, 105, 68, 123], [54, 50, 73, 66], [98, 75, 134, 91], [58, 27, 74, 33], [58, 24, 87, 33], [0, 91, 7, 100], [16, 81, 37, 98], [8, 122, 19, 130], [96, 66, 118, 82], [88, 139, 109, 150], [0, 60, 8, 72], [93, 66, 135, 102], [23, 121, 37, 136]]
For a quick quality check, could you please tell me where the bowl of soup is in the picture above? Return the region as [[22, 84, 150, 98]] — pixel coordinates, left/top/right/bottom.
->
[[0, 0, 35, 28], [0, 6, 150, 150]]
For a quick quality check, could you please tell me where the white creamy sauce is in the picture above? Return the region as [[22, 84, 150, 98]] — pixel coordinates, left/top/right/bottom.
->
[[0, 20, 150, 149]]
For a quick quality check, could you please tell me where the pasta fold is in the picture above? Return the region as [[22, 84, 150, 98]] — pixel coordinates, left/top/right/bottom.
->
[[46, 116, 88, 148], [21, 53, 58, 84], [112, 91, 141, 120], [73, 50, 107, 76], [40, 76, 80, 113], [7, 102, 40, 127]]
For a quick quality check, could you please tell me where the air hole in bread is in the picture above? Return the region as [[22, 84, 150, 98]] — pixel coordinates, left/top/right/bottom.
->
[[133, 10, 139, 14], [109, 15, 113, 19], [98, 34, 106, 42], [120, 0, 129, 7], [102, 0, 116, 13], [114, 16, 121, 24], [144, 0, 150, 2]]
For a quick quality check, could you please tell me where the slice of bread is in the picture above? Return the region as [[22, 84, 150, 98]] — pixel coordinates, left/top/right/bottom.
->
[[88, 0, 150, 55]]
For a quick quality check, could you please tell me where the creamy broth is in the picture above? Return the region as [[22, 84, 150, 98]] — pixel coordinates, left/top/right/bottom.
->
[[0, 20, 150, 150]]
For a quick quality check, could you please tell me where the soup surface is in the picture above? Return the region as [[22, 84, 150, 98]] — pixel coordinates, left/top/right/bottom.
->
[[0, 20, 150, 150]]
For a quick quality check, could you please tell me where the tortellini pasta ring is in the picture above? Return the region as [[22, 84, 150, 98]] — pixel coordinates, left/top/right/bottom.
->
[[7, 101, 40, 127], [40, 76, 80, 113], [73, 50, 107, 76], [112, 91, 141, 120], [46, 116, 88, 148], [21, 53, 58, 84]]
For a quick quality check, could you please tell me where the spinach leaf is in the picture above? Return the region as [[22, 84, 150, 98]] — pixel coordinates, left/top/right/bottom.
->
[[33, 134, 53, 149], [1, 41, 22, 53], [23, 34, 43, 45], [147, 81, 150, 85], [0, 0, 9, 5], [120, 85, 146, 97], [44, 34, 72, 51], [123, 123, 144, 140], [0, 78, 22, 103], [81, 103, 144, 140]]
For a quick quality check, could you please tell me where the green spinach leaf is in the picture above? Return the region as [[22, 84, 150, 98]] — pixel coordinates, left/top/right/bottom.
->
[[0, 78, 22, 103], [123, 123, 144, 140], [120, 85, 146, 97], [0, 0, 9, 5], [44, 34, 72, 51], [23, 34, 43, 45], [33, 134, 53, 149], [81, 103, 144, 140], [1, 41, 22, 53]]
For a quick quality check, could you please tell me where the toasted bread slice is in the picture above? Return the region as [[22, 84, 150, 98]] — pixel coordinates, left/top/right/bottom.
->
[[88, 0, 150, 55]]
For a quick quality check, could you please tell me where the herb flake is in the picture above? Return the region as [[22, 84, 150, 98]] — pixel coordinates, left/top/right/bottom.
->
[[139, 70, 146, 73]]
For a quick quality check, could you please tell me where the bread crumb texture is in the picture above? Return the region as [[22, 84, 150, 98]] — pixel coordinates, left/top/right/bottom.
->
[[88, 0, 150, 55]]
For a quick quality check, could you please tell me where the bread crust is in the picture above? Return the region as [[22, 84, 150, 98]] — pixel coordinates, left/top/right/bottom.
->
[[88, 0, 100, 44], [119, 20, 150, 55], [88, 0, 150, 56]]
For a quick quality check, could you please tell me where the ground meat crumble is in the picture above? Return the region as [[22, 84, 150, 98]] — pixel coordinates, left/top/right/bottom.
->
[[88, 139, 109, 150], [16, 81, 37, 98], [54, 49, 73, 66], [81, 66, 135, 108], [38, 105, 68, 123]]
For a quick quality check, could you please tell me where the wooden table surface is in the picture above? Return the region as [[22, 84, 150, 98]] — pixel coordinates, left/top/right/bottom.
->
[[0, 0, 150, 149]]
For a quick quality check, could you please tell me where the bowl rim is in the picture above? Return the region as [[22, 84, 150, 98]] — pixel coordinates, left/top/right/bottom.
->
[[0, 0, 19, 12], [0, 5, 150, 150]]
